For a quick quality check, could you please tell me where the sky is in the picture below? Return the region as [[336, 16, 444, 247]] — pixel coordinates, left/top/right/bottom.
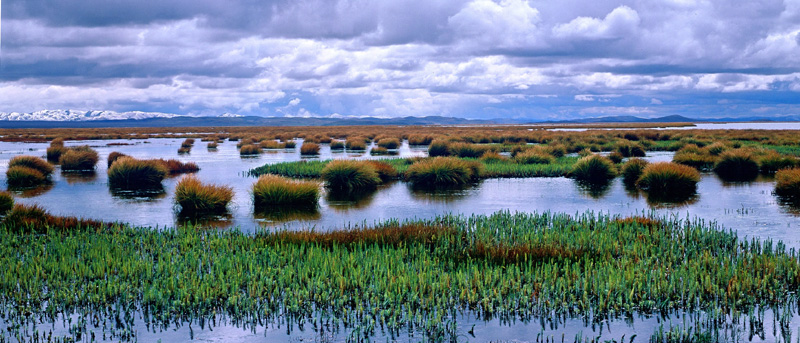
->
[[1, 0, 799, 120]]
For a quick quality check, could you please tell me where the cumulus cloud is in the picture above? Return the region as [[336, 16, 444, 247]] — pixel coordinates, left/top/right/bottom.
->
[[1, 0, 799, 120]]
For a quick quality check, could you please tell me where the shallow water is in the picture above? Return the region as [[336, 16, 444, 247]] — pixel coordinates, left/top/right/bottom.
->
[[1, 139, 799, 247], [3, 138, 800, 342]]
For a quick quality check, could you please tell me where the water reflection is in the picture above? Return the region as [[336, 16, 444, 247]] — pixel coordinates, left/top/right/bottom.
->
[[254, 207, 321, 225], [176, 212, 233, 229], [9, 183, 54, 198], [409, 182, 479, 203], [109, 186, 167, 201], [62, 171, 97, 184], [325, 188, 379, 210], [574, 180, 613, 199], [776, 195, 800, 216], [644, 191, 699, 208]]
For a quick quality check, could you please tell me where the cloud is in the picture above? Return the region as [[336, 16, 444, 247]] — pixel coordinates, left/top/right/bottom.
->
[[1, 0, 799, 120]]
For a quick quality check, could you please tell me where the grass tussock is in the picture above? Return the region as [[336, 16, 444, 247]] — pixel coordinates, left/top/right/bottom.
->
[[0, 192, 13, 215], [330, 141, 345, 150], [207, 142, 218, 149], [636, 162, 700, 196], [7, 156, 53, 188], [569, 155, 616, 183], [621, 158, 649, 185], [321, 160, 382, 191], [480, 151, 508, 163], [158, 159, 200, 174], [427, 140, 450, 157], [405, 157, 482, 187], [408, 134, 434, 145], [252, 174, 320, 208], [713, 149, 760, 181], [174, 175, 234, 214], [9, 156, 54, 176], [107, 151, 127, 167], [364, 160, 398, 181], [240, 144, 261, 156], [3, 204, 109, 232], [377, 138, 400, 149], [775, 168, 800, 198], [300, 142, 320, 155], [345, 137, 367, 151], [515, 150, 555, 165], [612, 216, 663, 229], [108, 157, 168, 189], [759, 152, 796, 174], [46, 146, 66, 162], [59, 146, 99, 171]]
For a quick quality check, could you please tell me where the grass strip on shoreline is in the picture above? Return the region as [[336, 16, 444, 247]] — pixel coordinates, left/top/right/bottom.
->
[[248, 156, 578, 179]]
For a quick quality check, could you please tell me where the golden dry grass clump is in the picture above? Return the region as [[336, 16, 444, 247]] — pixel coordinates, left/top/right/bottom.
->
[[174, 175, 234, 214], [405, 157, 482, 187], [252, 174, 320, 209], [321, 160, 382, 191], [636, 162, 700, 196], [107, 157, 169, 189], [775, 168, 800, 198], [59, 146, 99, 171]]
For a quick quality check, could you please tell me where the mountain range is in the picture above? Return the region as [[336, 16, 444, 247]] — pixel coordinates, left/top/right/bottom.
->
[[0, 110, 798, 128]]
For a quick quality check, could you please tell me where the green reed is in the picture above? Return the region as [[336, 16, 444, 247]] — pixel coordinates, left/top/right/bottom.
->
[[1, 211, 799, 341]]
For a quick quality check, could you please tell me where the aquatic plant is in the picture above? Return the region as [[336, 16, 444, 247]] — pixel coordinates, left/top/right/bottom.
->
[[330, 141, 345, 150], [408, 134, 434, 145], [2, 203, 108, 232], [607, 151, 624, 164], [345, 137, 367, 150], [713, 149, 760, 181], [480, 151, 508, 163], [615, 141, 646, 157], [300, 142, 320, 155], [775, 168, 800, 198], [1, 211, 799, 342], [0, 192, 13, 215], [107, 151, 128, 167], [174, 175, 234, 214], [515, 150, 554, 164], [621, 158, 649, 185], [321, 160, 381, 191], [637, 162, 700, 197], [377, 138, 400, 149], [207, 141, 218, 149], [252, 174, 320, 209], [405, 157, 482, 187], [8, 155, 54, 176], [157, 159, 200, 174], [239, 144, 261, 155], [7, 167, 48, 188], [260, 140, 285, 149], [428, 140, 450, 157], [447, 142, 489, 158], [759, 152, 796, 174], [284, 140, 297, 149], [59, 146, 99, 171], [181, 138, 195, 148], [107, 157, 169, 189], [364, 160, 398, 181], [673, 152, 716, 171], [46, 146, 66, 162], [705, 142, 728, 156], [569, 155, 616, 183]]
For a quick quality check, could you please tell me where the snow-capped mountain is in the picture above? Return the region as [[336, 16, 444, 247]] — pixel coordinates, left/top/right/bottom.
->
[[218, 112, 244, 118], [0, 110, 183, 121]]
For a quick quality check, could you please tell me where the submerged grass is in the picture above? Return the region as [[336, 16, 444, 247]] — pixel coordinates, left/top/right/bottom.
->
[[1, 211, 799, 341]]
